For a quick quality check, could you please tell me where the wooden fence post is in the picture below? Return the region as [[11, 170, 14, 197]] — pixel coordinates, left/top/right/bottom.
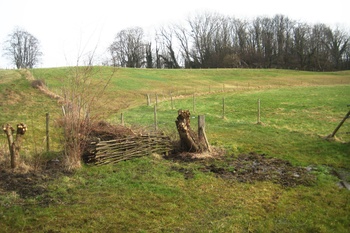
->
[[198, 115, 211, 152], [147, 94, 150, 106], [46, 113, 50, 152], [120, 113, 124, 126], [156, 93, 158, 106]]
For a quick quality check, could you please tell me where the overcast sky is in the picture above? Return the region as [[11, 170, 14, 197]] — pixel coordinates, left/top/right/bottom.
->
[[1, 0, 349, 68]]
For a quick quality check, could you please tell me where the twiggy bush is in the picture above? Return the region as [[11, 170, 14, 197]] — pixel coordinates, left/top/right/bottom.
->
[[61, 65, 112, 170]]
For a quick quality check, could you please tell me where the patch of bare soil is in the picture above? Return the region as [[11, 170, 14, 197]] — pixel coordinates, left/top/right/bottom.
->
[[167, 152, 316, 187], [0, 160, 71, 204]]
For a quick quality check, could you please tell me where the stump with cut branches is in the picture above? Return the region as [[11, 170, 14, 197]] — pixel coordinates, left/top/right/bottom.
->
[[2, 123, 27, 169], [175, 109, 210, 152]]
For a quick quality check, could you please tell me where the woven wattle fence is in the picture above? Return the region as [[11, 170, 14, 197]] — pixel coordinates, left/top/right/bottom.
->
[[85, 134, 172, 165]]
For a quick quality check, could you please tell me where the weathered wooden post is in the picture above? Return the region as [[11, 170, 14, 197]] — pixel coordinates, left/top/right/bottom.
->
[[198, 115, 211, 152], [147, 94, 151, 106], [120, 113, 124, 126], [330, 109, 350, 137]]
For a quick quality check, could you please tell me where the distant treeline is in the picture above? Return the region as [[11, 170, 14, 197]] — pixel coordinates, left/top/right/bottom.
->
[[108, 13, 349, 71]]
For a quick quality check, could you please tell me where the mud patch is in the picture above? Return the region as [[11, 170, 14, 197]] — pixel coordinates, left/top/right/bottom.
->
[[168, 152, 316, 187], [0, 161, 71, 203]]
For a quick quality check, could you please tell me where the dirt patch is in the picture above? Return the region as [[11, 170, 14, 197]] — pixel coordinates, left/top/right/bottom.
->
[[167, 152, 316, 187], [0, 160, 71, 204], [0, 149, 315, 203]]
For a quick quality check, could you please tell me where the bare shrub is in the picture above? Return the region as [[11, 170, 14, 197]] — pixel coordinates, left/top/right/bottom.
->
[[60, 65, 113, 170]]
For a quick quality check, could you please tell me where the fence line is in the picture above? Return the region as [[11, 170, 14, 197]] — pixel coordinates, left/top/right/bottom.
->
[[118, 95, 265, 136]]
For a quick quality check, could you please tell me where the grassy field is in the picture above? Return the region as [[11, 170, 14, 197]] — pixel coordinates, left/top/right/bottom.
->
[[0, 67, 349, 232]]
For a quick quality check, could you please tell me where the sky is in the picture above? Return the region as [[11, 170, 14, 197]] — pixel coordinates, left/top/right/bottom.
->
[[0, 0, 349, 68]]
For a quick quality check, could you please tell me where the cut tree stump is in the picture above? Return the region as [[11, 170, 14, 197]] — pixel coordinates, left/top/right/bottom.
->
[[175, 109, 209, 152]]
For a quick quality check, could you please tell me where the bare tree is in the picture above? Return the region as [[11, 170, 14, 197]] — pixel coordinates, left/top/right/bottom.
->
[[310, 24, 333, 70], [187, 12, 221, 68], [173, 24, 192, 68], [145, 42, 153, 68], [324, 28, 349, 69], [109, 27, 145, 68], [156, 27, 180, 68], [106, 12, 349, 71], [273, 15, 294, 68], [3, 27, 42, 69]]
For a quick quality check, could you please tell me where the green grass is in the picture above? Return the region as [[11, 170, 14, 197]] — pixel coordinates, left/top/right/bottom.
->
[[1, 159, 349, 232], [0, 70, 63, 155], [121, 85, 350, 168], [0, 67, 350, 232]]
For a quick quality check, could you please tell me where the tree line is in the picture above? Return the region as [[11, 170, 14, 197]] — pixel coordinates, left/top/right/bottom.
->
[[108, 13, 350, 71], [3, 13, 350, 71]]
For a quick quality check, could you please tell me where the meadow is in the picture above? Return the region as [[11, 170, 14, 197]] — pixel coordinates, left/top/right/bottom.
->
[[0, 67, 349, 232]]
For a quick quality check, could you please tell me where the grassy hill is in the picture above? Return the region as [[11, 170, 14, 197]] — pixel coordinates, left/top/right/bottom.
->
[[0, 67, 350, 232]]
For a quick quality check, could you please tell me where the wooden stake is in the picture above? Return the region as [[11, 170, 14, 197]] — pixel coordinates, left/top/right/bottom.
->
[[147, 94, 150, 106], [121, 113, 124, 126], [330, 110, 350, 137], [198, 115, 211, 152]]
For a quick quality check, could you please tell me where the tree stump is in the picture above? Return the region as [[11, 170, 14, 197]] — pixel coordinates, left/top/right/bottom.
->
[[175, 110, 209, 152]]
